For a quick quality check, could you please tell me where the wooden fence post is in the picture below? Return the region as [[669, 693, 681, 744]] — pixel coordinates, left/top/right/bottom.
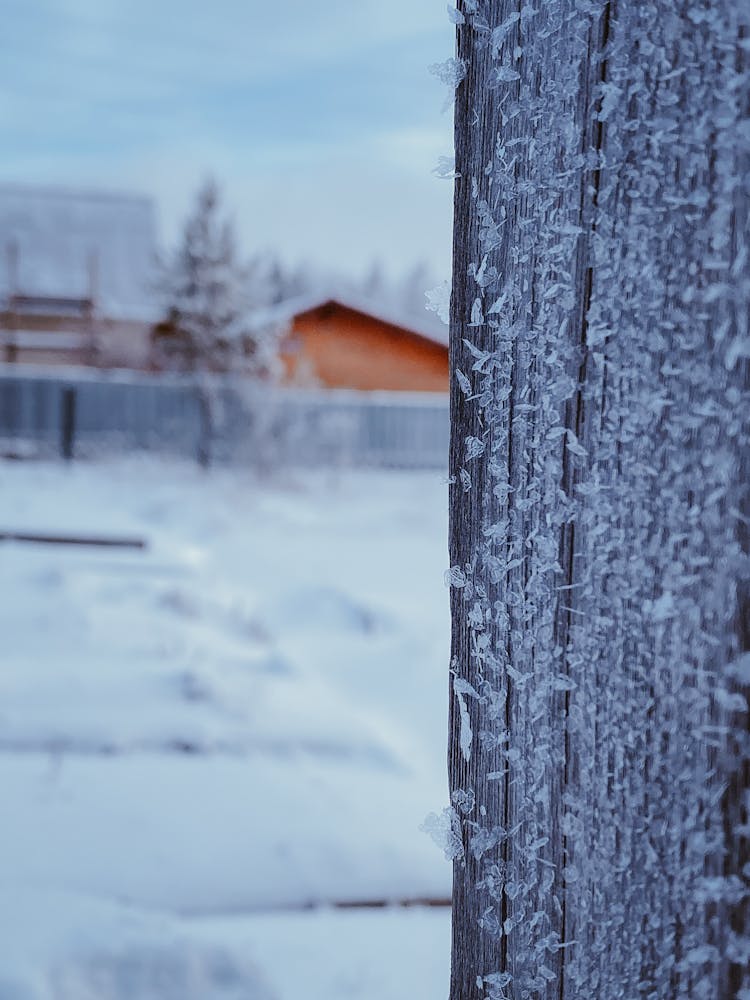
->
[[60, 387, 77, 461], [448, 2, 749, 997]]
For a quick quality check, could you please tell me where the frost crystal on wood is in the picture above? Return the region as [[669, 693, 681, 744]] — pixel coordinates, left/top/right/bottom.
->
[[448, 2, 749, 998]]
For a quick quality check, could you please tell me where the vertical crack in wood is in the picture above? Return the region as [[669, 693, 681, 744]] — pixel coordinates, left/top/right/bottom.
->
[[558, 5, 612, 996]]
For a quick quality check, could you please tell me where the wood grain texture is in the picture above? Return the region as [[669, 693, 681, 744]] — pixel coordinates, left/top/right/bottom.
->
[[448, 2, 749, 997]]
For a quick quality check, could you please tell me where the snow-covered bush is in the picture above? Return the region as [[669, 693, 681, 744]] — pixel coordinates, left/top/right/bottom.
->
[[153, 179, 279, 381]]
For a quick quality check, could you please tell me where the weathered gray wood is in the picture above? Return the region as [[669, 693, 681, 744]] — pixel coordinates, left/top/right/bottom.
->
[[448, 2, 749, 998], [0, 531, 146, 549]]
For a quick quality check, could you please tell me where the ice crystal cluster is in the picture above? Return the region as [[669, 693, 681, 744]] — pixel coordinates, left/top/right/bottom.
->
[[447, 2, 749, 998]]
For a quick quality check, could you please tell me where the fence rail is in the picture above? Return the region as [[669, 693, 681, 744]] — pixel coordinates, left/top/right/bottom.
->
[[0, 367, 449, 469]]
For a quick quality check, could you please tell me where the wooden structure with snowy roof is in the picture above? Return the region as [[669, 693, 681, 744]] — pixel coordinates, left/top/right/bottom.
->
[[251, 294, 449, 393], [0, 184, 157, 368]]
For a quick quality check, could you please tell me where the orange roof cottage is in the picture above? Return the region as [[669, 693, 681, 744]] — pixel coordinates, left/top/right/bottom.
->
[[251, 294, 449, 393]]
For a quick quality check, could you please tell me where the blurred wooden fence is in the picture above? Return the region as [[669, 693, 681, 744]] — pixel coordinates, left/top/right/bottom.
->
[[0, 367, 449, 468]]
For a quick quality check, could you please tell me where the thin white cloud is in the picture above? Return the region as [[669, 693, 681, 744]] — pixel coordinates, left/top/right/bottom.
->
[[0, 0, 456, 278], [10, 0, 450, 90]]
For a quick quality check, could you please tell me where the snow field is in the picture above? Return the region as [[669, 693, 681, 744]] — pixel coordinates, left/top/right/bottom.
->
[[0, 457, 452, 999]]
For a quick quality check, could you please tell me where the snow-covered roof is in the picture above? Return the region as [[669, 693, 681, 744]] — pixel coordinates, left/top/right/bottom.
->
[[249, 291, 449, 348], [0, 184, 158, 322]]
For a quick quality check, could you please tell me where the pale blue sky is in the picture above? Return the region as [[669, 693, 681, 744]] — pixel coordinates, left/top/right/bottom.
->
[[0, 0, 455, 280]]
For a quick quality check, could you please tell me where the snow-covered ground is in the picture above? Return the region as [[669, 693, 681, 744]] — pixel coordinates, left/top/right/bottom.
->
[[0, 458, 451, 999]]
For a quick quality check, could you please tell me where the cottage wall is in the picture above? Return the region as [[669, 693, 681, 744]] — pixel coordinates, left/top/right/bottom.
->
[[281, 304, 448, 392]]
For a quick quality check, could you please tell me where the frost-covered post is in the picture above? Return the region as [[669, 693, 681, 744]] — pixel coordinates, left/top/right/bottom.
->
[[447, 3, 749, 999]]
